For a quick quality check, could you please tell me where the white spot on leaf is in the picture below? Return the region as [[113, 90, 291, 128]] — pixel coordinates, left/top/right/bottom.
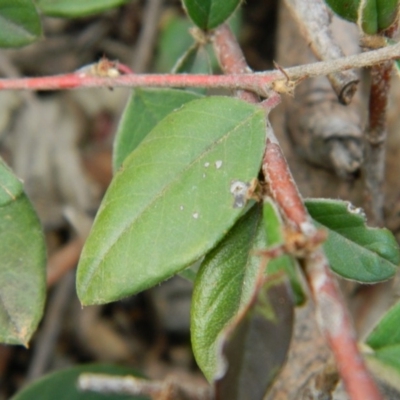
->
[[230, 180, 250, 208], [180, 205, 184, 211], [192, 212, 199, 219], [204, 162, 210, 168], [215, 160, 223, 169]]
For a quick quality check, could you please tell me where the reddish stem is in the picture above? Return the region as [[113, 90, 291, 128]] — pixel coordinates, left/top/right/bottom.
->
[[213, 23, 383, 400], [0, 41, 399, 93], [262, 140, 382, 400], [364, 24, 397, 225], [364, 60, 392, 225], [0, 72, 277, 96]]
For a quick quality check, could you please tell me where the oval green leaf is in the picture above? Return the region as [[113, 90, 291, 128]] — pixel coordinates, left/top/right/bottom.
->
[[36, 0, 130, 18], [11, 364, 149, 400], [0, 161, 46, 346], [77, 96, 266, 305], [214, 275, 294, 400], [0, 0, 42, 48], [113, 89, 201, 172], [182, 0, 242, 30], [305, 199, 399, 282], [191, 206, 267, 381]]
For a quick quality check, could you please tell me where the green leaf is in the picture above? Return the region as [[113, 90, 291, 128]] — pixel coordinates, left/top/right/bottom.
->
[[366, 300, 400, 350], [214, 275, 294, 400], [305, 199, 399, 282], [11, 364, 149, 400], [113, 89, 202, 172], [324, 0, 400, 34], [36, 0, 130, 18], [182, 0, 242, 30], [263, 198, 306, 305], [376, 0, 400, 33], [324, 0, 359, 23], [191, 206, 267, 381], [0, 161, 46, 346], [0, 0, 42, 48], [77, 96, 266, 305]]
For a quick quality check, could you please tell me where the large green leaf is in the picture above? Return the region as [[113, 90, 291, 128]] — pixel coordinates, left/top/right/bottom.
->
[[214, 275, 294, 400], [305, 199, 399, 282], [11, 364, 149, 400], [191, 206, 267, 381], [182, 0, 242, 30], [0, 0, 42, 48], [77, 96, 266, 305], [324, 0, 399, 34], [113, 89, 201, 172], [0, 161, 46, 346], [36, 0, 130, 18]]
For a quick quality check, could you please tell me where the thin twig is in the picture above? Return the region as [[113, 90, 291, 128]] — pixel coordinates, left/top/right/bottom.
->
[[363, 24, 398, 226], [284, 0, 359, 104], [0, 41, 398, 93], [213, 23, 383, 400], [132, 0, 163, 73], [262, 140, 382, 400], [212, 23, 259, 103], [364, 60, 392, 226], [47, 238, 84, 287], [25, 272, 75, 383], [78, 373, 212, 400]]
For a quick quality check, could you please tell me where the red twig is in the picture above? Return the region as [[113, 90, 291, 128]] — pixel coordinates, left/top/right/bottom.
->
[[0, 40, 399, 93], [213, 23, 383, 400], [364, 60, 392, 226], [262, 140, 382, 400]]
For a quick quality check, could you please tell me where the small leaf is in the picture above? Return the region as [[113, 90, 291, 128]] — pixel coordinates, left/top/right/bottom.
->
[[305, 199, 399, 282], [0, 0, 42, 48], [324, 0, 400, 34], [324, 0, 359, 23], [0, 161, 46, 346], [366, 300, 400, 350], [366, 346, 400, 391], [359, 0, 399, 34], [113, 89, 202, 172], [154, 15, 194, 73], [214, 275, 294, 400], [191, 206, 267, 381], [77, 97, 266, 305], [376, 0, 400, 33], [173, 44, 213, 75], [36, 0, 130, 18], [182, 0, 242, 30], [11, 364, 149, 400]]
